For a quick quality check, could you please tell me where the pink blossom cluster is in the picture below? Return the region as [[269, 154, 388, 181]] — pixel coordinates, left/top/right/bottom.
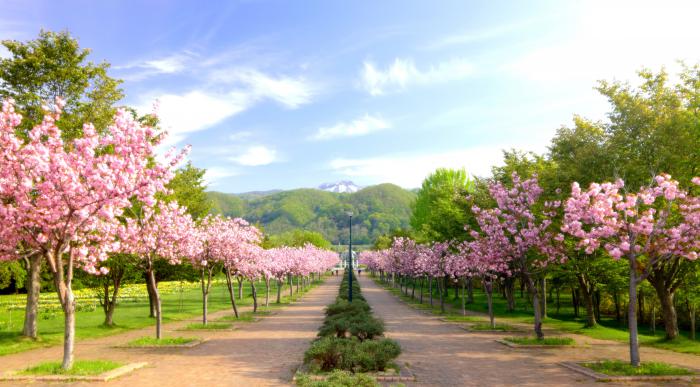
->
[[0, 98, 183, 273], [262, 244, 339, 280], [563, 173, 700, 261]]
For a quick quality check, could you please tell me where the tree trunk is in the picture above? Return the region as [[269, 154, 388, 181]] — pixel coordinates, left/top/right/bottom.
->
[[650, 279, 679, 340], [439, 276, 446, 313], [288, 274, 293, 298], [541, 277, 547, 318], [638, 288, 645, 325], [276, 279, 282, 304], [224, 268, 239, 318], [556, 287, 561, 315], [627, 258, 641, 367], [62, 291, 76, 370], [687, 300, 696, 340], [524, 276, 544, 340], [146, 273, 156, 318], [265, 278, 270, 307], [49, 250, 76, 370], [429, 276, 433, 306], [504, 277, 515, 312], [485, 281, 495, 329], [461, 278, 466, 316], [22, 254, 41, 339], [467, 278, 474, 304], [200, 266, 213, 325], [572, 287, 579, 317], [419, 277, 424, 304], [237, 275, 243, 299], [251, 280, 258, 313], [577, 275, 597, 327], [147, 267, 162, 339], [613, 291, 621, 323]]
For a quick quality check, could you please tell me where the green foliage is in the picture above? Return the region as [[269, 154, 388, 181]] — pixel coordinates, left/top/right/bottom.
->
[[304, 337, 401, 373], [265, 229, 332, 249], [0, 261, 26, 292], [20, 360, 123, 376], [208, 184, 415, 245], [581, 360, 695, 376], [164, 162, 212, 220], [296, 369, 379, 387], [410, 168, 473, 242], [0, 30, 123, 139]]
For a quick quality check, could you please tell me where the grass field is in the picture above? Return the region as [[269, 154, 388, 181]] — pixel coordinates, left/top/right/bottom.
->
[[0, 275, 324, 356], [375, 276, 700, 355]]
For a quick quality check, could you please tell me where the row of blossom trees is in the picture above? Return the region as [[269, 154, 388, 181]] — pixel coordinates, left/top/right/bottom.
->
[[361, 173, 699, 366], [0, 99, 338, 370]]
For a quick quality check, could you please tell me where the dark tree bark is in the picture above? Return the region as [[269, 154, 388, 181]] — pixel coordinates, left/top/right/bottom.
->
[[22, 254, 41, 339], [577, 274, 597, 327], [224, 268, 239, 318], [101, 265, 125, 327], [647, 257, 686, 340]]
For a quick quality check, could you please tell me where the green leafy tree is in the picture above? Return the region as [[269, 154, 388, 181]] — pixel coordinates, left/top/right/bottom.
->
[[164, 162, 212, 220], [265, 229, 332, 249], [411, 168, 474, 242], [0, 30, 123, 139]]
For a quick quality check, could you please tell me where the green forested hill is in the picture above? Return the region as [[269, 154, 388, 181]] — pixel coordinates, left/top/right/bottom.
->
[[207, 183, 415, 245]]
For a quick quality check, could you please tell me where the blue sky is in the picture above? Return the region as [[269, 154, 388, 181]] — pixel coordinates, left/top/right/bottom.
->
[[2, 1, 699, 192]]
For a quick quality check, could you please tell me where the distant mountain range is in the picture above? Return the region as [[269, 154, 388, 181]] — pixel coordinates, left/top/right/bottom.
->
[[207, 182, 415, 245]]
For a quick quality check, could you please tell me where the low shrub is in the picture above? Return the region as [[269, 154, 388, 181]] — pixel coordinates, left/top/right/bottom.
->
[[325, 299, 371, 317], [318, 312, 384, 340], [305, 337, 402, 373]]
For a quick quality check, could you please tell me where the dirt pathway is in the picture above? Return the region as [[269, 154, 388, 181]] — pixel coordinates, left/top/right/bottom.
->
[[357, 275, 695, 387], [0, 275, 340, 387]]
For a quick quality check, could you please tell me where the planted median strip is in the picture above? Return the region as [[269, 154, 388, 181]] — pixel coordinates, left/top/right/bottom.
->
[[296, 270, 411, 385]]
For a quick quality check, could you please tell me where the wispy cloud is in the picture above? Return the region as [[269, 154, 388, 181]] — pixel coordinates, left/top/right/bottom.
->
[[203, 166, 240, 187], [311, 114, 390, 141], [328, 146, 533, 187], [116, 52, 197, 81], [146, 90, 250, 149], [228, 131, 253, 141], [360, 58, 474, 96], [423, 20, 535, 50], [208, 68, 315, 108], [230, 145, 278, 166]]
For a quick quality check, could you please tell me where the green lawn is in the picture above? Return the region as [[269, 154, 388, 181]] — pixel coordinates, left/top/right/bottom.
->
[[504, 336, 575, 346], [373, 276, 700, 355], [0, 276, 325, 356], [20, 360, 123, 376], [581, 360, 695, 376], [127, 336, 198, 347]]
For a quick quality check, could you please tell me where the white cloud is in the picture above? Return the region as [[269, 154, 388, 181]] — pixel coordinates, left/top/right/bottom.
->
[[203, 167, 239, 187], [361, 58, 474, 96], [0, 46, 9, 59], [230, 145, 277, 166], [209, 68, 314, 108], [328, 146, 539, 188], [507, 1, 700, 84], [145, 90, 250, 148], [311, 114, 390, 141], [116, 52, 195, 80]]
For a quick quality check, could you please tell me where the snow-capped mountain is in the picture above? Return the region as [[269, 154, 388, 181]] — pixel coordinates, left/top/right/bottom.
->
[[318, 181, 361, 193]]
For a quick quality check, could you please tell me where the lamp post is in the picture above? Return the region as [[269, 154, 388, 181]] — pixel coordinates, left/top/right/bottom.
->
[[347, 211, 353, 302]]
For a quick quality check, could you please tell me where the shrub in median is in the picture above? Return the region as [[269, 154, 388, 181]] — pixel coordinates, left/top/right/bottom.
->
[[303, 270, 401, 375]]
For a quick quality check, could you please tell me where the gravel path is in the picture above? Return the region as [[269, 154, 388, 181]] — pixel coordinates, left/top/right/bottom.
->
[[0, 275, 341, 387]]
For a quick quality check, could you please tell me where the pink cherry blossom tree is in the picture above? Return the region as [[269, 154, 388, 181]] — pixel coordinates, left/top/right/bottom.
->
[[562, 174, 700, 366], [121, 201, 198, 339], [472, 173, 564, 339], [0, 99, 179, 369]]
